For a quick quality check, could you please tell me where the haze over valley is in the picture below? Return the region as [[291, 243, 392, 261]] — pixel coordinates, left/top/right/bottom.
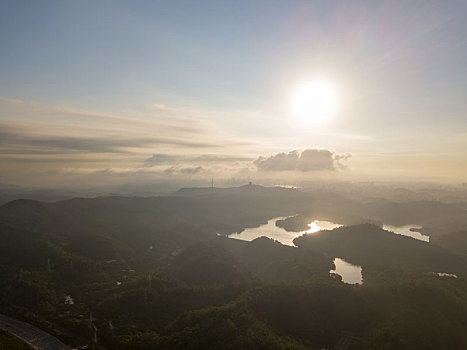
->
[[1, 1, 467, 349]]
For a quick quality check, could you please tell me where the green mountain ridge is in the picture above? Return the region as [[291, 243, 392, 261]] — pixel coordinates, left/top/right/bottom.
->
[[1, 186, 467, 349]]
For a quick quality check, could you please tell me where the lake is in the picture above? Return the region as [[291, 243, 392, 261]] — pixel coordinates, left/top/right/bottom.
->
[[229, 217, 363, 284], [383, 224, 429, 242], [228, 216, 342, 246], [432, 272, 458, 278], [330, 258, 363, 284]]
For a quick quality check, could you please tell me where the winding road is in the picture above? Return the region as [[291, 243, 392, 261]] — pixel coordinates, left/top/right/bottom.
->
[[0, 314, 71, 350]]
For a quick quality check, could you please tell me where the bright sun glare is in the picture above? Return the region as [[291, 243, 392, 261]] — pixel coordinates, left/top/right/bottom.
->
[[292, 80, 338, 124]]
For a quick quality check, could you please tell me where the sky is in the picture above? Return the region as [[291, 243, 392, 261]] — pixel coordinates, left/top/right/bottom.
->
[[1, 0, 467, 190]]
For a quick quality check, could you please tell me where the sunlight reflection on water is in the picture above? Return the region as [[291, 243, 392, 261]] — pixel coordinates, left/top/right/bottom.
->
[[228, 217, 341, 246], [302, 220, 342, 234]]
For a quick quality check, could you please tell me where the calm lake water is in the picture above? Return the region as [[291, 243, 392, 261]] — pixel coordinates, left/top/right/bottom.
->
[[228, 216, 342, 246], [433, 272, 458, 278], [330, 258, 363, 284], [229, 218, 363, 284], [383, 224, 429, 242]]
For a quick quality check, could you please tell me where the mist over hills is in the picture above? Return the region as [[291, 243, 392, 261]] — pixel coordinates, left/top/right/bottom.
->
[[1, 184, 467, 348], [3, 0, 467, 348], [1, 184, 466, 276]]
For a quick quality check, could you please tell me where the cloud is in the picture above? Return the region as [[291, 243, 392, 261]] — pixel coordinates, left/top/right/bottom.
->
[[0, 98, 203, 134], [163, 166, 204, 175], [146, 103, 183, 113], [297, 149, 335, 171], [254, 151, 300, 171], [0, 125, 227, 155], [0, 99, 254, 155], [190, 154, 254, 162], [179, 166, 204, 174], [254, 149, 350, 172], [141, 153, 254, 168], [332, 153, 352, 170], [143, 154, 178, 167]]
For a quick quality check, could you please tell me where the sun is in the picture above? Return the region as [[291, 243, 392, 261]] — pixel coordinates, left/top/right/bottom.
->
[[291, 80, 338, 124]]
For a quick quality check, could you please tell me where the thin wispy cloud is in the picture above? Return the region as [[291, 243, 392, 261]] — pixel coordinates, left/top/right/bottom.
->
[[0, 98, 209, 135], [0, 126, 225, 154], [143, 154, 178, 167], [0, 99, 254, 155], [0, 98, 259, 186]]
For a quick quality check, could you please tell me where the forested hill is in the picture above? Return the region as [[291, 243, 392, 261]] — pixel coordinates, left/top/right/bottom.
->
[[1, 186, 467, 349]]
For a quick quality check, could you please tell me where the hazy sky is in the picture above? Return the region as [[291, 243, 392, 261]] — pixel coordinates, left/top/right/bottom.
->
[[1, 0, 466, 189]]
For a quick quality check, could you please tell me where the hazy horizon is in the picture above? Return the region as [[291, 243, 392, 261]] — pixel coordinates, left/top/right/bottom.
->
[[2, 3, 467, 348]]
